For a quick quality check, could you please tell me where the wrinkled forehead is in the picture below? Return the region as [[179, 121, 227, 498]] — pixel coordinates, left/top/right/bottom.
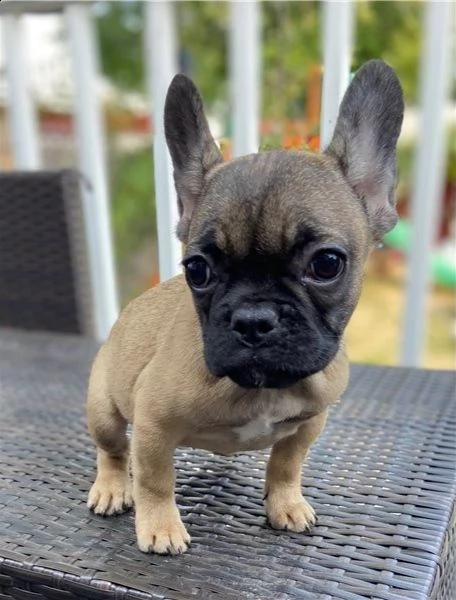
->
[[188, 150, 366, 258]]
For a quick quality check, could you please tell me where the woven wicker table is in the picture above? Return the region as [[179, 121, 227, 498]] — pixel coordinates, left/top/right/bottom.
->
[[0, 328, 455, 600]]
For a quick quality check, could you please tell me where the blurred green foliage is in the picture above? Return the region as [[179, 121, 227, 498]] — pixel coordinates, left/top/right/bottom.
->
[[446, 128, 456, 183], [396, 127, 456, 193], [96, 0, 425, 116], [177, 1, 229, 105], [95, 1, 144, 92], [353, 1, 422, 103], [109, 145, 155, 261]]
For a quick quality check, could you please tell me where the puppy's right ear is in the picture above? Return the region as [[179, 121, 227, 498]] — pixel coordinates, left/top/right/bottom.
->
[[165, 75, 223, 243]]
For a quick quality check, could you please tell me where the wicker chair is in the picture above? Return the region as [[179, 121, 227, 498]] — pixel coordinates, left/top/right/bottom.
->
[[0, 170, 94, 335]]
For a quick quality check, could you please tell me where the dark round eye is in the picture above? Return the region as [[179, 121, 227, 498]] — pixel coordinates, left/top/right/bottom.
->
[[185, 257, 212, 289], [307, 251, 345, 282]]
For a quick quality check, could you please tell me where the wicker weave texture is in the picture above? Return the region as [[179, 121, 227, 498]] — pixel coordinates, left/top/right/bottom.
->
[[0, 171, 93, 335], [0, 329, 455, 600]]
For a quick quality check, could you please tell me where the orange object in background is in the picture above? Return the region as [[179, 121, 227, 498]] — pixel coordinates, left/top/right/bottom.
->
[[219, 138, 232, 160], [307, 65, 322, 133], [307, 135, 320, 152], [149, 272, 160, 288], [149, 243, 186, 288], [282, 134, 305, 149]]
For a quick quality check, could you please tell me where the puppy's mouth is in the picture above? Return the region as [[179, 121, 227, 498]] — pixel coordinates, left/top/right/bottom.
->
[[227, 367, 305, 389], [206, 342, 339, 389], [202, 321, 340, 390], [224, 361, 323, 389]]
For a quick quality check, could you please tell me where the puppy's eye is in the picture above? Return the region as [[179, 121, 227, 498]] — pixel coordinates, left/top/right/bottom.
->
[[185, 257, 212, 289], [307, 251, 345, 282]]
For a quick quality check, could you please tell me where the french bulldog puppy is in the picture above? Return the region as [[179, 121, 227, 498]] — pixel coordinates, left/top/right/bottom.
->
[[86, 60, 404, 555]]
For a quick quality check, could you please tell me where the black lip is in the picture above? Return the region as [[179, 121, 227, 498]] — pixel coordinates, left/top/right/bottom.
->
[[226, 367, 304, 390]]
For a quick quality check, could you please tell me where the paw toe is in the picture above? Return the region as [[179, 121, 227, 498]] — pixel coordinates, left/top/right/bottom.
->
[[267, 496, 316, 533], [137, 525, 191, 555], [87, 480, 132, 516]]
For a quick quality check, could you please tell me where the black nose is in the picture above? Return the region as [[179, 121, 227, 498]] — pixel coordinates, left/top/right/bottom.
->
[[231, 304, 279, 346]]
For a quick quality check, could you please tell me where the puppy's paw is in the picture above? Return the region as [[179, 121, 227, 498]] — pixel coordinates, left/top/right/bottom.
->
[[136, 506, 191, 555], [87, 476, 133, 516], [265, 491, 316, 533]]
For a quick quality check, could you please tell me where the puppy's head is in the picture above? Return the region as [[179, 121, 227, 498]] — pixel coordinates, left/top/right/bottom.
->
[[165, 60, 404, 389]]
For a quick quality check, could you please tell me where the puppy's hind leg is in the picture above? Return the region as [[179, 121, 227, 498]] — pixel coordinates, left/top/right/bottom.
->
[[86, 360, 132, 516]]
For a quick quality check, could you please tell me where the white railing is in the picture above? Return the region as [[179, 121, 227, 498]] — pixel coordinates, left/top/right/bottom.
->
[[320, 0, 354, 149], [144, 1, 181, 282], [229, 0, 261, 158], [1, 13, 40, 169], [401, 0, 453, 366], [0, 0, 453, 364], [65, 4, 119, 341]]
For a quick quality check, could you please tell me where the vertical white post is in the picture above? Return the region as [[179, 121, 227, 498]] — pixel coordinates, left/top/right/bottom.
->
[[1, 14, 41, 169], [320, 0, 354, 150], [65, 4, 119, 341], [144, 1, 181, 281], [401, 1, 453, 367], [229, 0, 261, 157]]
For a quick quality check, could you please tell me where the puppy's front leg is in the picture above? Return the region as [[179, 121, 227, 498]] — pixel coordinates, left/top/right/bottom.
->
[[132, 421, 190, 555], [265, 409, 328, 532]]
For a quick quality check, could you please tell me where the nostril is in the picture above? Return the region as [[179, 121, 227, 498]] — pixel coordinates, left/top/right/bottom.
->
[[257, 319, 275, 335], [233, 319, 249, 336]]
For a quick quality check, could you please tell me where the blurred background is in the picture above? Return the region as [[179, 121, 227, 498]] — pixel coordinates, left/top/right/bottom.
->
[[0, 0, 454, 369]]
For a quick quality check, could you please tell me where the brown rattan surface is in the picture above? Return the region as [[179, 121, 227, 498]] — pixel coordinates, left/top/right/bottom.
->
[[0, 328, 455, 599]]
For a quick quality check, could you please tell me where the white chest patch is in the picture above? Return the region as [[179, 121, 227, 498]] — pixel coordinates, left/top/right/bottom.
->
[[182, 391, 317, 455], [233, 415, 275, 442], [233, 394, 308, 443]]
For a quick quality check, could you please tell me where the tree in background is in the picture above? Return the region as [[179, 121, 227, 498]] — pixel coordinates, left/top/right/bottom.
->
[[95, 1, 144, 92], [354, 1, 422, 103], [96, 0, 424, 118]]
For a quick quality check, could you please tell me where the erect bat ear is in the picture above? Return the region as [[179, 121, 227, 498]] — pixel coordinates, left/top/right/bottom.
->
[[164, 74, 223, 243], [324, 60, 404, 241]]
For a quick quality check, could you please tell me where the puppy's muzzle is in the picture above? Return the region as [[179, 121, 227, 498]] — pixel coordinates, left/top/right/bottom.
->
[[230, 303, 279, 347]]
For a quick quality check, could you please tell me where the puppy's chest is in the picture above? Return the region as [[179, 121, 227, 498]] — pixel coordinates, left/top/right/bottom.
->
[[182, 394, 313, 454], [233, 409, 297, 442]]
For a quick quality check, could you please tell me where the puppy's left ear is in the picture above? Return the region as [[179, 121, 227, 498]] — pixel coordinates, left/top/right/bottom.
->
[[165, 74, 223, 243], [324, 60, 404, 241]]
